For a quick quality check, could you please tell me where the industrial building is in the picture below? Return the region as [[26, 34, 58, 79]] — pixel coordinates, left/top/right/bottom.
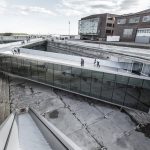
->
[[78, 13, 117, 40], [114, 9, 150, 43]]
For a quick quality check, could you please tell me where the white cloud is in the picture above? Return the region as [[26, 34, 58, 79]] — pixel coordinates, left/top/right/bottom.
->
[[57, 0, 150, 16], [12, 5, 56, 16], [0, 0, 7, 14]]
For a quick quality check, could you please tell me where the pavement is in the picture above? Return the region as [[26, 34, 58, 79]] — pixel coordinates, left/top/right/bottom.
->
[[84, 40, 150, 49]]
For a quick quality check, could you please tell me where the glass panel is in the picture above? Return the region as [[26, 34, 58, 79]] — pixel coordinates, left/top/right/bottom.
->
[[142, 80, 150, 89], [117, 18, 126, 24], [91, 71, 103, 98], [46, 63, 54, 84], [3, 56, 11, 72], [129, 17, 140, 23], [17, 58, 24, 75], [37, 61, 46, 82], [127, 86, 141, 99], [140, 88, 150, 106], [70, 67, 81, 92], [116, 75, 129, 84], [142, 15, 150, 22], [112, 83, 126, 105], [123, 29, 133, 38], [11, 57, 18, 74], [23, 59, 31, 77], [103, 73, 115, 81], [101, 79, 114, 101], [31, 60, 38, 79], [124, 94, 138, 108], [80, 69, 91, 95], [79, 18, 99, 35], [128, 78, 143, 87], [137, 102, 149, 112], [54, 64, 62, 87], [61, 65, 71, 90]]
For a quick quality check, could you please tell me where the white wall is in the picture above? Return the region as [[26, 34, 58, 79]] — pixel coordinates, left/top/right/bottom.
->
[[107, 36, 120, 42]]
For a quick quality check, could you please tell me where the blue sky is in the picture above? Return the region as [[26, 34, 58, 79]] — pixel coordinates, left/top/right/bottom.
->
[[0, 0, 150, 35]]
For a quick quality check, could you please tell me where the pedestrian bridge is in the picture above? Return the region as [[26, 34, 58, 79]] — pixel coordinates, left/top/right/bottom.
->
[[0, 40, 150, 113], [0, 107, 82, 150]]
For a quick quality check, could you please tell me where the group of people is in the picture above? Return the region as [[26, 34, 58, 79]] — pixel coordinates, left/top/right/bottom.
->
[[12, 48, 20, 55], [94, 58, 100, 67], [21, 37, 31, 45], [80, 58, 101, 68]]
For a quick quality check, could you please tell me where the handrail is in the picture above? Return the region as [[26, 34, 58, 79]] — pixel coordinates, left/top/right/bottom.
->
[[29, 107, 82, 150], [0, 113, 15, 150]]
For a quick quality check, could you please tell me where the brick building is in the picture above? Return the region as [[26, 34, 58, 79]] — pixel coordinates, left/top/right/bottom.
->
[[114, 9, 150, 43], [79, 13, 117, 40]]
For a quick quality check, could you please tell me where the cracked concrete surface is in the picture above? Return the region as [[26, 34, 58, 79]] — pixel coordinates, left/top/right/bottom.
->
[[9, 77, 150, 150]]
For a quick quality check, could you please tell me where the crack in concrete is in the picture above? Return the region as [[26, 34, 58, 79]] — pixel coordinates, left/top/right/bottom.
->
[[54, 90, 106, 149]]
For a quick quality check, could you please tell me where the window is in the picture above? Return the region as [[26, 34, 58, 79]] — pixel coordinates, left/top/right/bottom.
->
[[106, 30, 112, 34], [142, 15, 150, 22], [123, 29, 133, 38], [129, 17, 140, 23], [117, 19, 126, 24], [107, 23, 113, 27], [107, 17, 113, 20]]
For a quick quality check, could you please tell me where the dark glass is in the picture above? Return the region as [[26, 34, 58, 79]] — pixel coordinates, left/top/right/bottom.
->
[[70, 67, 81, 92], [112, 83, 126, 105], [142, 80, 150, 90], [54, 64, 62, 87], [23, 59, 31, 77], [80, 69, 92, 95], [91, 71, 103, 98], [30, 60, 38, 80], [140, 88, 150, 106], [37, 61, 46, 82], [61, 65, 71, 90], [46, 63, 54, 84], [124, 94, 138, 108], [101, 79, 115, 101], [11, 57, 18, 74]]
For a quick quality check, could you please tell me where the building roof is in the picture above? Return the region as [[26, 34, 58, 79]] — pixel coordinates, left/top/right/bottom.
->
[[116, 9, 150, 18], [81, 13, 118, 20]]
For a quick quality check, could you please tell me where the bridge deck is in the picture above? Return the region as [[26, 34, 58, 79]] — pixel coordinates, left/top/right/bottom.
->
[[1, 47, 150, 80]]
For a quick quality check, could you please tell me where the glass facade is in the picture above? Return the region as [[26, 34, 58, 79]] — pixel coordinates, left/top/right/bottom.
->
[[0, 54, 150, 112], [142, 15, 150, 22], [129, 17, 140, 23], [117, 19, 126, 24], [79, 18, 99, 35]]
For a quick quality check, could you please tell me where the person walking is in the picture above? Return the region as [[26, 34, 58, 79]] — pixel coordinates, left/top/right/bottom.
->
[[18, 48, 20, 54], [81, 58, 84, 67], [97, 61, 100, 68], [82, 58, 84, 67]]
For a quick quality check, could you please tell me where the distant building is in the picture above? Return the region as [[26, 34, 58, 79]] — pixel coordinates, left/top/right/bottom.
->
[[78, 13, 117, 40], [114, 9, 150, 43]]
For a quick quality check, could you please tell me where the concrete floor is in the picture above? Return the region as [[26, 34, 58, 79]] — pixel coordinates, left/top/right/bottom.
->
[[9, 77, 150, 150]]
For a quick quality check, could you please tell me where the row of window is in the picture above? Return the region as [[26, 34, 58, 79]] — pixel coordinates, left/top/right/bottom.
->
[[137, 29, 150, 33], [117, 15, 150, 24], [0, 55, 150, 112]]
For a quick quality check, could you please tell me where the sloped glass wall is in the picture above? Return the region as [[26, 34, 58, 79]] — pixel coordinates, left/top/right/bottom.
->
[[0, 54, 149, 112]]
